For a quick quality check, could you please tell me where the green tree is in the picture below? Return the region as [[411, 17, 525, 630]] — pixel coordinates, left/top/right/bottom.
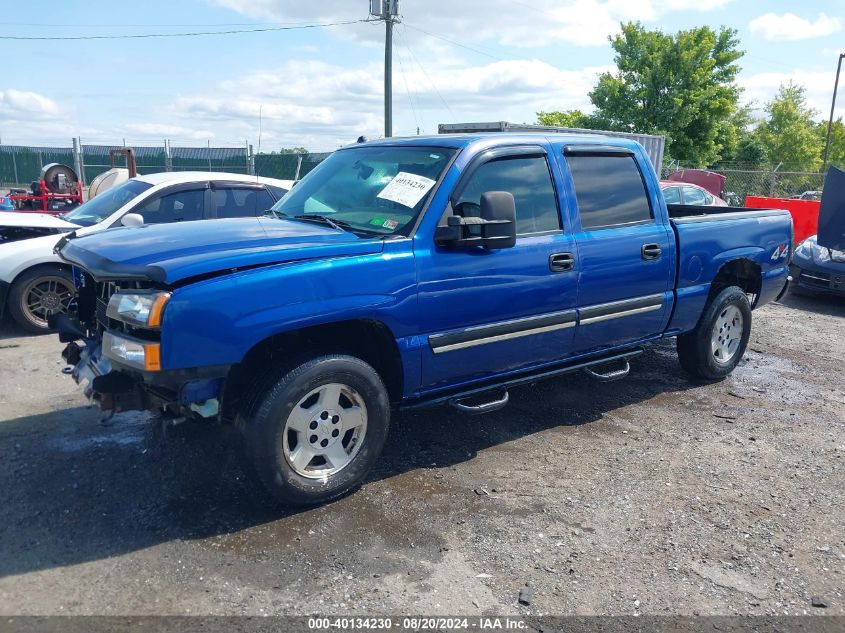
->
[[717, 107, 770, 168], [537, 109, 598, 129], [588, 22, 743, 166], [755, 83, 823, 171], [819, 118, 845, 170]]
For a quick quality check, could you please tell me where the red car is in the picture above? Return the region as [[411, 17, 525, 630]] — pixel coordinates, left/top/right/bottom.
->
[[661, 181, 728, 206]]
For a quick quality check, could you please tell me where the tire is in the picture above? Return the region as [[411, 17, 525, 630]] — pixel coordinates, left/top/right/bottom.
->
[[7, 266, 76, 334], [243, 354, 391, 506], [677, 286, 751, 380]]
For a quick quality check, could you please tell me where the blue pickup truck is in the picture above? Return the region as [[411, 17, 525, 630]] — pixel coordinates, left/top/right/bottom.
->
[[55, 133, 808, 505]]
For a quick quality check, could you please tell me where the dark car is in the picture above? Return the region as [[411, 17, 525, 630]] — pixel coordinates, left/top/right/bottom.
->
[[789, 234, 845, 297]]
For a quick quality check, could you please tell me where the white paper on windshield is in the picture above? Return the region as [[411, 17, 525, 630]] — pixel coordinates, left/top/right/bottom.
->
[[376, 172, 436, 208]]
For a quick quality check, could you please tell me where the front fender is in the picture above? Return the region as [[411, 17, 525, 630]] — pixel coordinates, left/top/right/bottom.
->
[[0, 233, 67, 284], [159, 245, 418, 370]]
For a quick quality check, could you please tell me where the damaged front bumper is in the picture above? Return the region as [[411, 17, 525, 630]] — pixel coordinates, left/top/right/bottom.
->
[[58, 317, 227, 419], [61, 337, 160, 414]]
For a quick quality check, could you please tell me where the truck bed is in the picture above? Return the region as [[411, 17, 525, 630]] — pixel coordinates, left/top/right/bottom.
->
[[666, 203, 784, 220], [665, 203, 792, 335]]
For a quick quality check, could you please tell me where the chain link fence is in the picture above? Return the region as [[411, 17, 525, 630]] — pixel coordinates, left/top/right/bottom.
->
[[661, 163, 826, 203], [0, 140, 330, 189], [4, 140, 827, 204]]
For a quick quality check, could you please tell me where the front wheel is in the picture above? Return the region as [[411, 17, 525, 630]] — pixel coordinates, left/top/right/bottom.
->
[[244, 355, 391, 506], [7, 266, 76, 334], [677, 286, 751, 380]]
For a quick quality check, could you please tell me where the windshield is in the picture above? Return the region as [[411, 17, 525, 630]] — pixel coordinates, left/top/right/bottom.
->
[[63, 180, 153, 227], [270, 145, 456, 236]]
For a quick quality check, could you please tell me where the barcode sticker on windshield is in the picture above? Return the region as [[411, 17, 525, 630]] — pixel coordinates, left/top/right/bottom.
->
[[377, 172, 436, 208]]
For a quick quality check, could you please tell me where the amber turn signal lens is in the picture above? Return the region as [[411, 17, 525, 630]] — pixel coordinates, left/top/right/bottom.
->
[[143, 343, 161, 371], [146, 293, 171, 328]]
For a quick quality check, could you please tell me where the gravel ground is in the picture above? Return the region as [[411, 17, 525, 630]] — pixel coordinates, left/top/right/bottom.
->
[[0, 292, 842, 617]]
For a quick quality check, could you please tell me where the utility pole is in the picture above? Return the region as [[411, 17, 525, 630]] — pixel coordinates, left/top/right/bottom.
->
[[370, 0, 400, 137], [822, 53, 845, 171]]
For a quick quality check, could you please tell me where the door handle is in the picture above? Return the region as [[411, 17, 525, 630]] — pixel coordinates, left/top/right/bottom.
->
[[641, 243, 661, 260], [549, 252, 575, 272]]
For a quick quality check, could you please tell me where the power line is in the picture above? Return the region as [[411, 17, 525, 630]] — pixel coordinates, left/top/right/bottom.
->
[[397, 25, 456, 122], [2, 19, 372, 41], [402, 23, 504, 61], [4, 21, 282, 28], [394, 42, 423, 134]]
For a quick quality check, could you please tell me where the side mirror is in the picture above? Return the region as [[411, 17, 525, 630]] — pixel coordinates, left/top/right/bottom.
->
[[435, 191, 516, 249], [121, 213, 144, 228]]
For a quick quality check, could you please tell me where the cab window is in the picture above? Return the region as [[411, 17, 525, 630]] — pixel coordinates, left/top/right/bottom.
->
[[567, 154, 653, 230], [455, 155, 561, 235]]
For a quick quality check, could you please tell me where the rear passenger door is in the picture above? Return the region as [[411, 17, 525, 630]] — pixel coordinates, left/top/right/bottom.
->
[[562, 146, 674, 353], [128, 184, 211, 225], [209, 183, 276, 218]]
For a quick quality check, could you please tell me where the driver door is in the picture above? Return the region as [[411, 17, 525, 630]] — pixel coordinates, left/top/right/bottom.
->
[[415, 146, 580, 392]]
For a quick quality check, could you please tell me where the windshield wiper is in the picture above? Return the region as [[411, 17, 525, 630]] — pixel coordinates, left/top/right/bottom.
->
[[281, 213, 384, 237], [293, 213, 345, 231]]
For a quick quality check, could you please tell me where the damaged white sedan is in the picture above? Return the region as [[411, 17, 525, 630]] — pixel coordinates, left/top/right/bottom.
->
[[0, 172, 292, 333]]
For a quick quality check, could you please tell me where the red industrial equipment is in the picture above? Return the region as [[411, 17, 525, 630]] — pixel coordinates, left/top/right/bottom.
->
[[9, 163, 83, 214]]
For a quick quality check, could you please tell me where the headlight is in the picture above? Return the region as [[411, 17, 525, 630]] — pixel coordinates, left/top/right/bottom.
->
[[793, 236, 829, 261], [794, 237, 815, 259], [106, 291, 170, 328], [103, 331, 161, 371]]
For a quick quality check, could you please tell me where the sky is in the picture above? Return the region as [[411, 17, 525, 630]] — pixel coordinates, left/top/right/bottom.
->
[[0, 0, 843, 151]]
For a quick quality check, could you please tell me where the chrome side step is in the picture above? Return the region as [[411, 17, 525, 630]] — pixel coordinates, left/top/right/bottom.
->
[[450, 389, 509, 415], [402, 347, 644, 413], [583, 359, 631, 382]]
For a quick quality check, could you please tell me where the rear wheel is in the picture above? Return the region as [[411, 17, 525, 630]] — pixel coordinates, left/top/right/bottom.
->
[[243, 354, 390, 506], [677, 286, 751, 380], [8, 266, 76, 334]]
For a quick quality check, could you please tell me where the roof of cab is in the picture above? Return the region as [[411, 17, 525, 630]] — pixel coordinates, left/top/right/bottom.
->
[[342, 132, 644, 152]]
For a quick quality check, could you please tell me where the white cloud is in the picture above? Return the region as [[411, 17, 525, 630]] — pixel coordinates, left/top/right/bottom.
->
[[210, 0, 656, 48], [658, 0, 732, 10], [154, 58, 610, 150], [741, 71, 844, 121], [0, 88, 70, 144], [749, 12, 842, 42], [0, 89, 60, 120], [124, 123, 217, 140]]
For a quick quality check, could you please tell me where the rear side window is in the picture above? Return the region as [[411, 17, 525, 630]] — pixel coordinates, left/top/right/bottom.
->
[[455, 155, 561, 235], [662, 186, 681, 204], [213, 187, 275, 218], [682, 186, 706, 206], [567, 155, 652, 230], [134, 189, 205, 224]]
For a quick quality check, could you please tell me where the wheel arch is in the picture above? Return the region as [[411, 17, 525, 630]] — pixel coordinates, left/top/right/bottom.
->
[[223, 318, 405, 420], [9, 260, 73, 286], [708, 258, 762, 308]]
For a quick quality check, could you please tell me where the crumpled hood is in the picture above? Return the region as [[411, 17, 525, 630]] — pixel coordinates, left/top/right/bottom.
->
[[59, 217, 384, 284], [0, 211, 79, 230]]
